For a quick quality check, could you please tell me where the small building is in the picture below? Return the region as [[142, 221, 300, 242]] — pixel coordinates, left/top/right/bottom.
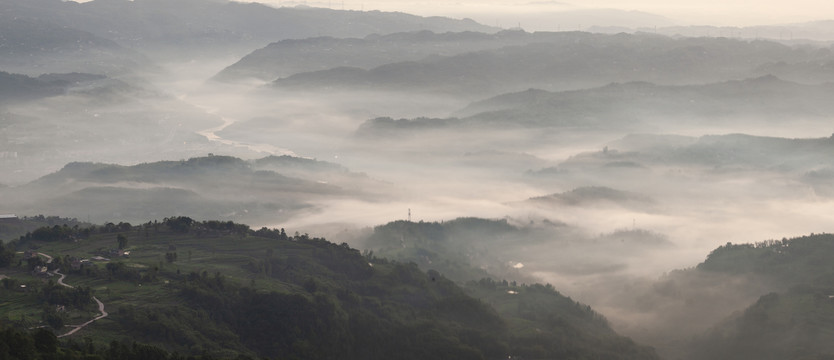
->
[[0, 215, 20, 226], [71, 259, 82, 270], [107, 249, 125, 257], [23, 250, 37, 260], [32, 266, 48, 277]]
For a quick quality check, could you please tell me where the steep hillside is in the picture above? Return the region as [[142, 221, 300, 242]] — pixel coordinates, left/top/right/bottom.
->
[[580, 233, 834, 360], [0, 217, 659, 360], [697, 234, 834, 288], [687, 234, 834, 360], [361, 217, 675, 295]]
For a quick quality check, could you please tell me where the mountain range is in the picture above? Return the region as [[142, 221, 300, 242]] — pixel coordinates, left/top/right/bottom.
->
[[0, 155, 389, 225], [357, 76, 834, 135], [272, 32, 834, 97], [0, 0, 495, 62]]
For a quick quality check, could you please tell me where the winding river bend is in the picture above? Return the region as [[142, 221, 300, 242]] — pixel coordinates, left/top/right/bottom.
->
[[192, 103, 297, 156]]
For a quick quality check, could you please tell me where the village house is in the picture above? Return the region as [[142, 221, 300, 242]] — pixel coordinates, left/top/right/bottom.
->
[[31, 266, 49, 277], [107, 249, 124, 257]]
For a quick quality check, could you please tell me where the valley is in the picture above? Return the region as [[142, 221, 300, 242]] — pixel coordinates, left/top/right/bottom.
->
[[1, 0, 834, 358]]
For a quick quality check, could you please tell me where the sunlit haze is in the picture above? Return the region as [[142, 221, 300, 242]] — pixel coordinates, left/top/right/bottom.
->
[[5, 0, 834, 358], [244, 0, 834, 28]]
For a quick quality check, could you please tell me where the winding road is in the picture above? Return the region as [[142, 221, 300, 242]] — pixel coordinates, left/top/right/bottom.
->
[[47, 262, 109, 338], [37, 252, 52, 263]]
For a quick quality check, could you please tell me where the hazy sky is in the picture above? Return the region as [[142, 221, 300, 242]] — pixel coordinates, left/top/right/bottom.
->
[[253, 0, 834, 28], [63, 0, 834, 29]]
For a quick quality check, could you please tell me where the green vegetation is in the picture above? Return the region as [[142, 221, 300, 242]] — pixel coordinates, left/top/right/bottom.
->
[[0, 216, 659, 359], [364, 218, 659, 359], [363, 218, 528, 283], [688, 233, 834, 359], [0, 241, 14, 268], [0, 325, 253, 360], [466, 278, 657, 360], [0, 215, 90, 243], [698, 234, 834, 287], [691, 289, 834, 360]]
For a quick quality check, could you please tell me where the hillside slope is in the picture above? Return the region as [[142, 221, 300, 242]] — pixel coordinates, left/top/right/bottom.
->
[[0, 217, 658, 359], [687, 234, 834, 360]]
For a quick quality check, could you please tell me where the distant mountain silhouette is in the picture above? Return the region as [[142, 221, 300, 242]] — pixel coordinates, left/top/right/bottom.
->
[[216, 29, 536, 82], [0, 17, 150, 75], [357, 76, 834, 134], [0, 72, 108, 104], [0, 0, 496, 60], [4, 155, 385, 224], [274, 32, 834, 96]]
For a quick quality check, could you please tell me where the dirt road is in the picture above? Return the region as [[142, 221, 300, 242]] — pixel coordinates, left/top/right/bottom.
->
[[51, 267, 109, 338]]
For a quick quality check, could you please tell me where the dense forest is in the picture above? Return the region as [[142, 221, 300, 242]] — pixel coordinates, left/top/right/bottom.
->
[[687, 234, 834, 359], [7, 217, 834, 359], [0, 216, 658, 360]]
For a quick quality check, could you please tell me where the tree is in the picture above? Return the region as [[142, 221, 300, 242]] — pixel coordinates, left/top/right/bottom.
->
[[42, 305, 65, 330], [117, 234, 128, 250], [0, 241, 14, 267], [32, 328, 58, 354], [165, 216, 194, 233]]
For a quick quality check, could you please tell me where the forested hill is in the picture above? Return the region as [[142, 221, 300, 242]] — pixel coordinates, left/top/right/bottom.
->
[[688, 234, 834, 360], [0, 217, 659, 360], [698, 233, 834, 288], [0, 72, 107, 105]]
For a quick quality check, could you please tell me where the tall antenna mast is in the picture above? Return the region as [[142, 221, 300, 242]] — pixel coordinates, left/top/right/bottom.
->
[[408, 208, 411, 222]]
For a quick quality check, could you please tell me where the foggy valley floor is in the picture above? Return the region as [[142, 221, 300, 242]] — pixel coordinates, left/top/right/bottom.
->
[[2, 0, 834, 358]]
